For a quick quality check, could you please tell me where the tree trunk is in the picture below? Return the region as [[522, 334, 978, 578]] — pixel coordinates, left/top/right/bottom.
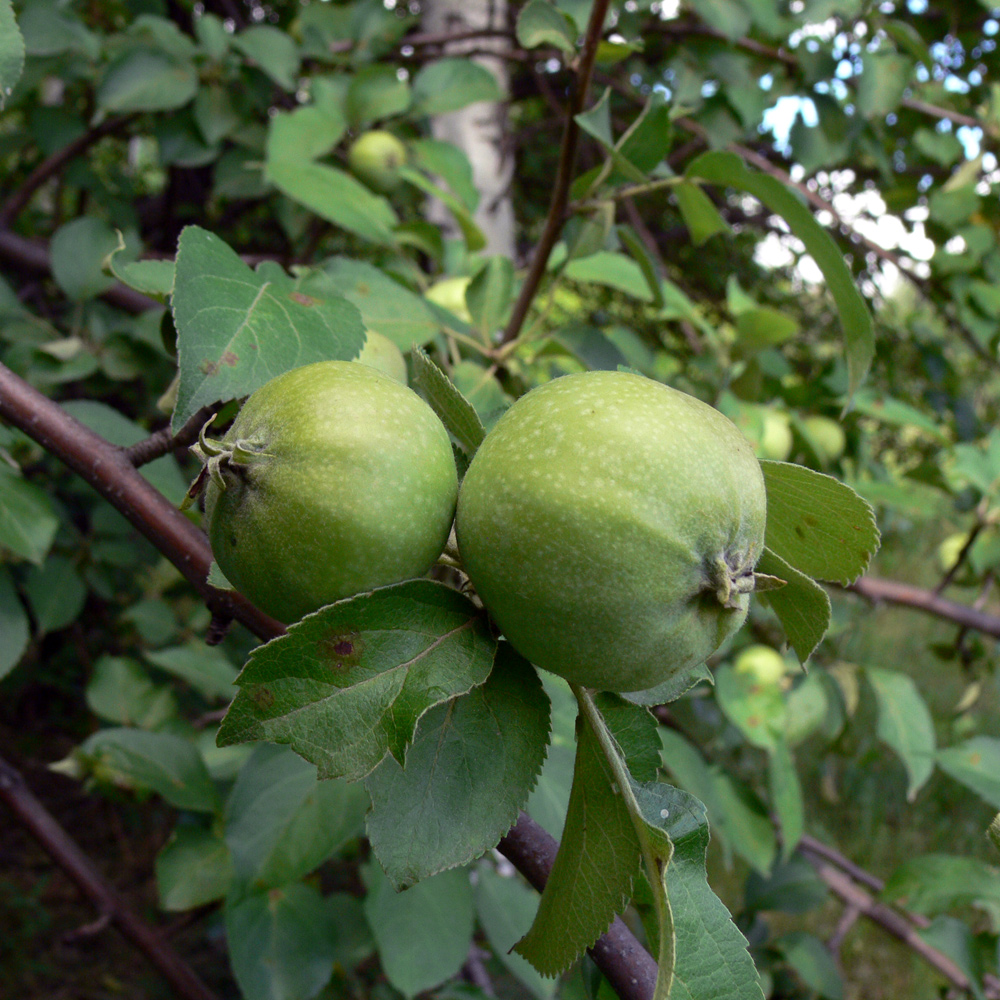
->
[[421, 0, 516, 260]]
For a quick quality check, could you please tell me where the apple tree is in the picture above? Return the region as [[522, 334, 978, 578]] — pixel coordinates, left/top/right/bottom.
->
[[1, 1, 999, 999]]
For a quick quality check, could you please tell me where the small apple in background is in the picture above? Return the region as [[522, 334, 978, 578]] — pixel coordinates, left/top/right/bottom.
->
[[355, 329, 408, 384], [425, 276, 473, 323], [800, 415, 846, 464], [734, 644, 788, 685], [347, 130, 408, 193]]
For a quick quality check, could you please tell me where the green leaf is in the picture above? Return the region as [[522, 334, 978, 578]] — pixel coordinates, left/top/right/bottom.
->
[[564, 251, 657, 302], [171, 226, 366, 430], [410, 348, 487, 456], [745, 857, 828, 915], [85, 656, 177, 729], [526, 676, 578, 839], [777, 932, 844, 1000], [0, 464, 59, 565], [346, 64, 411, 127], [24, 556, 87, 635], [231, 25, 300, 90], [516, 0, 577, 53], [714, 664, 787, 751], [618, 226, 666, 309], [50, 217, 120, 301], [97, 51, 198, 113], [709, 769, 777, 874], [660, 728, 776, 874], [266, 106, 345, 164], [224, 744, 368, 890], [410, 138, 479, 213], [110, 258, 175, 300], [754, 548, 831, 663], [936, 737, 1000, 809], [450, 360, 511, 428], [308, 258, 440, 350], [688, 0, 752, 40], [514, 710, 642, 975], [366, 645, 549, 889], [217, 581, 496, 781], [674, 182, 729, 246], [0, 0, 25, 109], [630, 782, 764, 1000], [411, 58, 504, 117], [735, 307, 798, 352], [266, 159, 399, 245], [398, 166, 487, 252], [224, 882, 344, 1000], [768, 739, 804, 858], [867, 667, 935, 801], [156, 825, 234, 911], [548, 324, 629, 371], [883, 854, 1000, 917], [760, 461, 879, 584], [0, 567, 29, 681], [363, 864, 475, 999], [144, 642, 239, 701], [466, 256, 514, 341], [848, 387, 950, 441], [76, 727, 220, 813], [686, 151, 874, 395], [856, 51, 913, 119], [475, 863, 557, 1000]]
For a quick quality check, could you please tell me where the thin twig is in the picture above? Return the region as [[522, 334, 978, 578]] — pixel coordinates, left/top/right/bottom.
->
[[0, 361, 284, 640], [0, 755, 220, 1000], [0, 229, 160, 314], [0, 115, 136, 229], [124, 406, 216, 467], [500, 0, 612, 345], [847, 575, 1000, 639], [809, 860, 1000, 999]]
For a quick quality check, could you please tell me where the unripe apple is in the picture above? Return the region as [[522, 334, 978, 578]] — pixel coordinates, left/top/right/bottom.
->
[[455, 371, 768, 693], [425, 276, 472, 323], [758, 408, 794, 462], [347, 130, 407, 193], [734, 644, 787, 685], [196, 361, 457, 623], [801, 415, 846, 463], [355, 329, 407, 383]]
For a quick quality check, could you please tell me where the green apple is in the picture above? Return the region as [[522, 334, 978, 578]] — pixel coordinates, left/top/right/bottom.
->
[[347, 130, 407, 193], [425, 276, 472, 323], [801, 415, 846, 463], [734, 644, 787, 685], [758, 407, 793, 461], [355, 329, 407, 383], [196, 361, 457, 623], [455, 371, 769, 693]]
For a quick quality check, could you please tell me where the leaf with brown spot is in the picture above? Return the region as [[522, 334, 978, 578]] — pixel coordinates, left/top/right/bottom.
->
[[217, 581, 497, 781]]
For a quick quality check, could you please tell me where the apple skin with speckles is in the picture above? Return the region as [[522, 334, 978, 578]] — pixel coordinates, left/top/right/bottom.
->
[[455, 370, 767, 693], [204, 361, 457, 623]]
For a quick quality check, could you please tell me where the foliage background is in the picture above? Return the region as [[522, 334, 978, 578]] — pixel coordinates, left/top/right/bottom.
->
[[1, 0, 1000, 999]]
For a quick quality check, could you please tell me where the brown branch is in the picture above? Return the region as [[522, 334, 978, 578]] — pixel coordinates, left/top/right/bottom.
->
[[0, 361, 284, 640], [500, 0, 612, 345], [847, 575, 1000, 639], [808, 860, 1000, 999], [499, 812, 658, 1000], [0, 755, 220, 1000], [0, 115, 136, 229], [124, 406, 216, 468], [0, 229, 160, 314]]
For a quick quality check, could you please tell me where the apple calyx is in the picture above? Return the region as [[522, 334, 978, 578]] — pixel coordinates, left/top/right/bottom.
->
[[183, 420, 271, 506], [706, 557, 786, 609]]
